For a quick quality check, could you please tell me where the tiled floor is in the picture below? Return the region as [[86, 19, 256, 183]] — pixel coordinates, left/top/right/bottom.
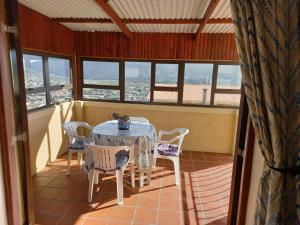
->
[[33, 151, 233, 225]]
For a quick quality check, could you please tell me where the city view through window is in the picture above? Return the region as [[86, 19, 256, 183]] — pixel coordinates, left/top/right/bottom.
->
[[23, 53, 242, 110], [23, 54, 72, 110]]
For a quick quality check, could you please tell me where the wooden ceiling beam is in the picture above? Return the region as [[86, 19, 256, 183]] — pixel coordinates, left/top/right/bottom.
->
[[51, 18, 232, 24], [94, 0, 133, 39], [194, 0, 220, 40]]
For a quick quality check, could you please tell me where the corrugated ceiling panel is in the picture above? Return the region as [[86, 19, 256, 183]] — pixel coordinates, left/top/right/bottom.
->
[[211, 0, 232, 18], [18, 0, 109, 18], [61, 23, 119, 32], [109, 0, 211, 19], [203, 24, 233, 33], [127, 24, 198, 33]]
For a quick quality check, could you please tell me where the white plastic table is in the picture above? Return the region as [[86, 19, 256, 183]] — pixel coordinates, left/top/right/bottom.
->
[[89, 120, 156, 187]]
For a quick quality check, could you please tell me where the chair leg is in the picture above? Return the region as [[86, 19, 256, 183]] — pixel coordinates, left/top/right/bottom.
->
[[66, 151, 72, 175], [78, 152, 83, 165], [139, 168, 144, 187], [130, 163, 135, 188], [152, 158, 157, 168], [94, 172, 99, 185], [88, 170, 95, 202], [147, 156, 154, 185], [116, 170, 124, 205], [173, 157, 180, 186]]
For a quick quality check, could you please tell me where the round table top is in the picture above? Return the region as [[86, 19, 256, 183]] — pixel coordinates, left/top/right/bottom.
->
[[92, 120, 155, 137]]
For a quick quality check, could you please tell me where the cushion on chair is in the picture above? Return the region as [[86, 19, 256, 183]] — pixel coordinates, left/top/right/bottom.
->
[[68, 139, 85, 150], [115, 150, 129, 170], [156, 144, 179, 156]]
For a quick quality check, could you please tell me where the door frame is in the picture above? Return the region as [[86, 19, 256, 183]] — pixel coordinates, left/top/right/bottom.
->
[[227, 88, 255, 225], [0, 0, 34, 224]]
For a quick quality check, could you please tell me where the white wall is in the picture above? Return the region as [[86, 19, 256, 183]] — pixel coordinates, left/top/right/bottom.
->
[[245, 139, 265, 225]]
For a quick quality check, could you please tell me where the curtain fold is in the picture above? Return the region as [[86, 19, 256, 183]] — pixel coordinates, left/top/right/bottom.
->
[[230, 0, 300, 224]]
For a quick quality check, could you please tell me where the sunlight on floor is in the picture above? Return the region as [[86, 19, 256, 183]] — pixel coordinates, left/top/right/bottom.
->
[[33, 151, 233, 225]]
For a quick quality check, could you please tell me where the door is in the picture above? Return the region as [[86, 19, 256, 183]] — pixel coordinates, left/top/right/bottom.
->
[[0, 0, 34, 224], [227, 88, 255, 225]]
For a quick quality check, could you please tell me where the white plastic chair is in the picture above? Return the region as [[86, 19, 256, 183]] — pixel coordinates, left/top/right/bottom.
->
[[130, 117, 150, 124], [147, 128, 189, 186], [85, 144, 135, 204], [63, 121, 94, 175]]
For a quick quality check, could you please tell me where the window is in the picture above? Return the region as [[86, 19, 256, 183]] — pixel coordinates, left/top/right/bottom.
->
[[125, 61, 151, 102], [23, 53, 73, 110], [155, 63, 178, 87], [216, 65, 242, 89], [23, 54, 44, 89], [183, 63, 213, 105], [82, 60, 120, 100], [80, 59, 242, 108], [83, 61, 119, 86], [49, 57, 71, 86], [212, 64, 242, 107], [153, 63, 179, 103]]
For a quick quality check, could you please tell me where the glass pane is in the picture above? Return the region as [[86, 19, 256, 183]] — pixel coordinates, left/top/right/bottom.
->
[[83, 88, 120, 101], [23, 54, 44, 89], [125, 61, 151, 102], [217, 65, 242, 89], [155, 63, 178, 87], [153, 91, 178, 103], [49, 57, 71, 86], [183, 63, 213, 105], [50, 89, 72, 104], [83, 61, 119, 86], [214, 94, 241, 107], [26, 93, 46, 110]]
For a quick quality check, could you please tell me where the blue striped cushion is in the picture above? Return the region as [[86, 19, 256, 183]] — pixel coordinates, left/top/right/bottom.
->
[[115, 150, 129, 170], [68, 139, 85, 150], [157, 144, 178, 156]]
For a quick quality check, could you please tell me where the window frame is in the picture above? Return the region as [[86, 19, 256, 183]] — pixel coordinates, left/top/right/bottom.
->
[[81, 58, 123, 102], [80, 57, 241, 109], [23, 50, 73, 112]]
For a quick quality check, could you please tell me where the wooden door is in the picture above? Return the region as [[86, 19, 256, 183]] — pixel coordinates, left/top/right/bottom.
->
[[0, 0, 34, 224]]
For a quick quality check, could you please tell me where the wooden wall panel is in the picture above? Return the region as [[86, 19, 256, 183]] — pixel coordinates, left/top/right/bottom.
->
[[18, 4, 237, 60], [18, 4, 75, 55], [76, 32, 238, 60]]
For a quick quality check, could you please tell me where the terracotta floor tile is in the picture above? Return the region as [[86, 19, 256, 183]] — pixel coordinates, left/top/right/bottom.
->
[[108, 221, 131, 225], [55, 189, 81, 201], [57, 216, 85, 225], [110, 206, 135, 222], [157, 211, 181, 225], [33, 177, 54, 186], [137, 196, 159, 209], [159, 196, 181, 212], [33, 152, 233, 225], [87, 206, 113, 220], [183, 210, 200, 225], [35, 214, 61, 225], [36, 187, 61, 199], [133, 208, 157, 224], [34, 198, 51, 213], [65, 202, 93, 218], [82, 218, 108, 225], [44, 200, 72, 215], [160, 185, 180, 198]]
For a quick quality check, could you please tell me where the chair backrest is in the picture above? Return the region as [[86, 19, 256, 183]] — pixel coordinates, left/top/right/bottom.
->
[[130, 117, 149, 124], [85, 144, 131, 171], [158, 128, 189, 153], [63, 121, 93, 144]]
